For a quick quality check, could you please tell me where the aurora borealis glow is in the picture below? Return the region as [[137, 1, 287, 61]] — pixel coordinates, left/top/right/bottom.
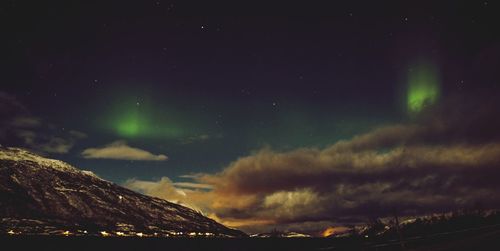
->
[[407, 62, 440, 114], [113, 111, 185, 139], [116, 110, 140, 136], [99, 95, 189, 139]]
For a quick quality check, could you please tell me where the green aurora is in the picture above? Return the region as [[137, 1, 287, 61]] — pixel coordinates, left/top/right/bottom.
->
[[101, 97, 188, 139], [407, 62, 440, 114]]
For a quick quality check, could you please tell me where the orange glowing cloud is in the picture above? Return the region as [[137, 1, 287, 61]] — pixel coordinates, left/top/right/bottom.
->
[[322, 226, 350, 237]]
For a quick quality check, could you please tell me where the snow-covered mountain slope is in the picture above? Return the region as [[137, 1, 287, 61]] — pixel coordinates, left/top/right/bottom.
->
[[0, 146, 245, 237]]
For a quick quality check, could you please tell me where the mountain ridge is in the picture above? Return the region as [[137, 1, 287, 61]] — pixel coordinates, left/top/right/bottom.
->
[[0, 146, 245, 237]]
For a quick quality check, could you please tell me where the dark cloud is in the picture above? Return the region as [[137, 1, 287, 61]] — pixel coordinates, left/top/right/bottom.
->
[[180, 134, 223, 145], [333, 94, 500, 152], [27, 134, 84, 154], [9, 116, 42, 128], [180, 134, 211, 145], [0, 92, 28, 115], [200, 144, 500, 221], [0, 92, 86, 154], [127, 95, 500, 232]]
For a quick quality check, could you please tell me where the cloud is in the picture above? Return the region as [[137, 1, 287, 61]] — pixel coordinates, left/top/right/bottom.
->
[[180, 134, 222, 145], [173, 182, 213, 190], [33, 136, 75, 154], [123, 177, 212, 213], [178, 173, 205, 179], [180, 134, 211, 144], [0, 92, 28, 115], [69, 130, 87, 139], [125, 94, 500, 233], [199, 144, 500, 223], [0, 92, 86, 154], [16, 129, 87, 154], [82, 140, 168, 161], [124, 177, 186, 201], [9, 116, 42, 128]]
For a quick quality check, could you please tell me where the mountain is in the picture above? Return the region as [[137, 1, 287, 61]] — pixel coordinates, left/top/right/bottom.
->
[[0, 146, 246, 237]]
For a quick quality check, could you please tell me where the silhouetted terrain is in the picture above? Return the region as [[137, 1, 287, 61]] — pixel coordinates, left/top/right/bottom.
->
[[0, 146, 245, 237], [327, 210, 500, 250]]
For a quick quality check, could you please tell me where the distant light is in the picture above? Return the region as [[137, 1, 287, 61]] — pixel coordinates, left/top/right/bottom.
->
[[116, 231, 125, 236], [7, 230, 15, 235], [100, 231, 110, 237], [136, 232, 144, 237], [63, 230, 71, 236]]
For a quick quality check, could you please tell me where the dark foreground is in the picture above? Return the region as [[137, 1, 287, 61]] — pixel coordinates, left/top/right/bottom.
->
[[2, 224, 500, 251]]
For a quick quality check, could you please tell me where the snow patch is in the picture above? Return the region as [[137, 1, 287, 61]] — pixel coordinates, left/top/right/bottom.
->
[[0, 147, 105, 181]]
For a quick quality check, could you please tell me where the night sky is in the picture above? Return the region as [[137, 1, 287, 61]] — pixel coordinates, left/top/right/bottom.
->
[[2, 1, 500, 233]]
